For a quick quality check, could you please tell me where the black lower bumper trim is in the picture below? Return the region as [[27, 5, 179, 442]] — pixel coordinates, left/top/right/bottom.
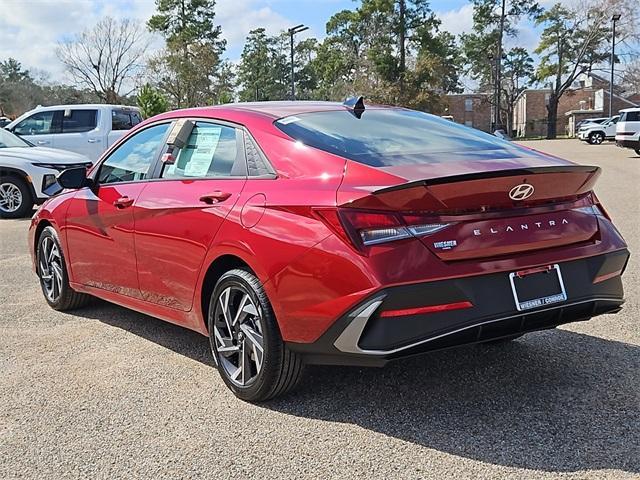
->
[[288, 250, 628, 367]]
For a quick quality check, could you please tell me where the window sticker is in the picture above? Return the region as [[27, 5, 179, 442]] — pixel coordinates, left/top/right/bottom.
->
[[183, 127, 222, 177]]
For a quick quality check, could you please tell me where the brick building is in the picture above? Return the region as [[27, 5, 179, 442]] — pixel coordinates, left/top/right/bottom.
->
[[513, 73, 638, 138], [443, 93, 492, 132]]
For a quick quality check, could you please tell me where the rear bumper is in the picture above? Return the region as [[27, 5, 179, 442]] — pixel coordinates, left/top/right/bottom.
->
[[288, 249, 629, 366]]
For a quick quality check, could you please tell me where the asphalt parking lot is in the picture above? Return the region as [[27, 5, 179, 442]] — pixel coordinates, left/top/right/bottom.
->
[[1, 139, 638, 479]]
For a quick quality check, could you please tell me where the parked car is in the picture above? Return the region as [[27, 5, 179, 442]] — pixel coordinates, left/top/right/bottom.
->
[[5, 104, 142, 161], [577, 115, 619, 144], [575, 117, 609, 130], [29, 100, 629, 401], [615, 107, 640, 155], [0, 128, 91, 218], [0, 117, 11, 128]]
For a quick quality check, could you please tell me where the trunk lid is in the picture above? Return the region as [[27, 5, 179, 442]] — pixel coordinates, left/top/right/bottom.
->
[[337, 160, 601, 260]]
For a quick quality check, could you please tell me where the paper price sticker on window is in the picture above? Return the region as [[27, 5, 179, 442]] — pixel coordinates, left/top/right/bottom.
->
[[184, 128, 222, 177]]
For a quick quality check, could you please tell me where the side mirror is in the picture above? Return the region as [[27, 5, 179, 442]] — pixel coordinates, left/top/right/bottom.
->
[[43, 167, 89, 196], [58, 166, 88, 189]]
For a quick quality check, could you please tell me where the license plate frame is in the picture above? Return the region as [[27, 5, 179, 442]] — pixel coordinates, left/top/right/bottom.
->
[[509, 264, 567, 312]]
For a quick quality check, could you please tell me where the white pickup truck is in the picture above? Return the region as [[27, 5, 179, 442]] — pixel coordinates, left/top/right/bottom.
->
[[5, 104, 142, 161]]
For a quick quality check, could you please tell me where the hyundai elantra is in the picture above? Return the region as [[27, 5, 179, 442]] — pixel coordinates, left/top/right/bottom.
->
[[29, 99, 629, 401]]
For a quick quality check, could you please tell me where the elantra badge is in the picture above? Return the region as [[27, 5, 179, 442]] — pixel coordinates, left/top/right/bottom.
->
[[509, 183, 535, 201]]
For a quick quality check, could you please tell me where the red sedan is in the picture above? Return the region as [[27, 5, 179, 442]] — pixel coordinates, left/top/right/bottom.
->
[[29, 100, 629, 401]]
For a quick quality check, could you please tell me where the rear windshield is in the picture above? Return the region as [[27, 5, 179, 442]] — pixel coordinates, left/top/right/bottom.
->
[[275, 109, 540, 167]]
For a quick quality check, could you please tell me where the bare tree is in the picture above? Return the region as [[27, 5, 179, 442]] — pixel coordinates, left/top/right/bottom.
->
[[56, 17, 149, 103]]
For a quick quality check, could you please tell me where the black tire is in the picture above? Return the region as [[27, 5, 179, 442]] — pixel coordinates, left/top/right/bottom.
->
[[208, 268, 304, 402], [482, 334, 524, 345], [635, 149, 640, 156], [588, 132, 604, 145], [36, 226, 91, 311], [0, 174, 34, 218]]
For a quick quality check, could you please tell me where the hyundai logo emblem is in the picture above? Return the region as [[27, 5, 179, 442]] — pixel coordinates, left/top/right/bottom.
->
[[509, 183, 535, 201]]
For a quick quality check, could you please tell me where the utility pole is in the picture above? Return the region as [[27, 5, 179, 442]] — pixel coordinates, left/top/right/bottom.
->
[[610, 14, 621, 117], [287, 24, 309, 100], [494, 0, 506, 131]]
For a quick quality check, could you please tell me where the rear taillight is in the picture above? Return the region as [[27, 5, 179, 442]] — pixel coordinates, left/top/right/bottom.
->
[[401, 214, 451, 237], [341, 209, 412, 246], [588, 192, 612, 220], [315, 208, 452, 252]]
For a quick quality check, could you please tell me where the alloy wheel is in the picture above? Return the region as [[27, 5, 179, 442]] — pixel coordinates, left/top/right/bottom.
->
[[591, 133, 604, 144], [39, 236, 63, 302], [212, 285, 265, 387], [0, 182, 23, 213]]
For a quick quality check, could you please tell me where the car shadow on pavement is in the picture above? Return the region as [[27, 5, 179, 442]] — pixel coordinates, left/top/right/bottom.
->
[[80, 301, 638, 474], [79, 299, 215, 367], [267, 329, 640, 475]]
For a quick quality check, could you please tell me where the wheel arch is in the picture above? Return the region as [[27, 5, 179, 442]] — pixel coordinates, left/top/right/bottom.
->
[[200, 254, 256, 332], [0, 167, 37, 203], [34, 219, 53, 253]]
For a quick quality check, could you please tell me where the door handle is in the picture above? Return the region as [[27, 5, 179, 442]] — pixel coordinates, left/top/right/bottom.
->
[[199, 191, 232, 205], [36, 140, 50, 145], [113, 196, 134, 209], [87, 138, 100, 143]]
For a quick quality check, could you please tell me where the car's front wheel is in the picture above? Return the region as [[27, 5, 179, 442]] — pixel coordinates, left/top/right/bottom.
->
[[588, 132, 604, 145], [635, 148, 640, 156], [37, 226, 91, 310], [208, 269, 304, 402], [0, 175, 33, 218]]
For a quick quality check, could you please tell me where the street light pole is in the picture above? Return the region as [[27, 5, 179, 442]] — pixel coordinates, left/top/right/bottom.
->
[[609, 14, 621, 117], [287, 24, 309, 100]]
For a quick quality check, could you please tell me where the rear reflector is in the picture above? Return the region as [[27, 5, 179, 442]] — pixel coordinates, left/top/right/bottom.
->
[[380, 301, 473, 318], [593, 270, 622, 284]]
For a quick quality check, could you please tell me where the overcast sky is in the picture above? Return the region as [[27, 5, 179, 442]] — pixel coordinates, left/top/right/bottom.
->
[[0, 0, 582, 85]]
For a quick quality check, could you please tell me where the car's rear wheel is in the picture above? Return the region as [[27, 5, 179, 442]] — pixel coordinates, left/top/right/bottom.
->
[[37, 226, 91, 310], [588, 132, 604, 145], [208, 269, 304, 402], [0, 175, 33, 218], [635, 148, 640, 156]]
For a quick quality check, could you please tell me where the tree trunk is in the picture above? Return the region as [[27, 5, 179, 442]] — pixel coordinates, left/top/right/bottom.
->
[[398, 0, 406, 98], [546, 96, 558, 139]]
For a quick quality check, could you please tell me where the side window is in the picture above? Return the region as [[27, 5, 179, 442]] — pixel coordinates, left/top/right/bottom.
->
[[14, 111, 58, 135], [98, 123, 170, 185], [464, 98, 473, 112], [62, 109, 97, 133], [161, 123, 241, 179], [112, 109, 142, 130], [131, 111, 143, 126]]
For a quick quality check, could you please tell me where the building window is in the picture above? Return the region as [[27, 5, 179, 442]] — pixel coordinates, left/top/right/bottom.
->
[[464, 98, 473, 112], [465, 120, 473, 128]]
